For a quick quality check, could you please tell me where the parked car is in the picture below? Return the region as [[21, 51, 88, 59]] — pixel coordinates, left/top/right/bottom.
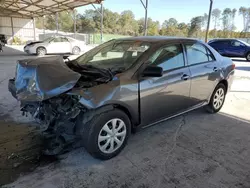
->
[[208, 39, 250, 61], [23, 36, 86, 56], [9, 37, 235, 160], [0, 34, 7, 45]]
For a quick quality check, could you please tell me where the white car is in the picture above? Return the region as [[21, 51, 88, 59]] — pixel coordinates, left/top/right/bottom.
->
[[24, 36, 86, 56]]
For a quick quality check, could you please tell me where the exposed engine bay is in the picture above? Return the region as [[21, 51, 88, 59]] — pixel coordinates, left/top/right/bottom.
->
[[20, 94, 86, 155]]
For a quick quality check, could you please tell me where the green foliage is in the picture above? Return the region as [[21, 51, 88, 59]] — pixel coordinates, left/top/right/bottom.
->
[[35, 7, 250, 40]]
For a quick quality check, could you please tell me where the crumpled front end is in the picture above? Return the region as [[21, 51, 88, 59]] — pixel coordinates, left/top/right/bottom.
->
[[8, 56, 118, 155], [13, 56, 81, 101]]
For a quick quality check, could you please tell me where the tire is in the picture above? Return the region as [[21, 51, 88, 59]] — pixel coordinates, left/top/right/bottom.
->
[[246, 52, 250, 61], [36, 47, 46, 56], [206, 83, 226, 113], [72, 46, 80, 55], [83, 109, 131, 160]]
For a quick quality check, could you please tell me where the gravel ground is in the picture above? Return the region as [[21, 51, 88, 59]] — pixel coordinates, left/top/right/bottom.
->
[[1, 46, 250, 188]]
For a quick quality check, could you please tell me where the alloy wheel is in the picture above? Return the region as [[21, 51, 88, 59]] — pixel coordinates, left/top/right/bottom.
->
[[98, 118, 127, 154], [213, 88, 225, 109], [37, 48, 46, 56]]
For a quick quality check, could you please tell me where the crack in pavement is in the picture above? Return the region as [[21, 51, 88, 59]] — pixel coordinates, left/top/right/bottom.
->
[[156, 115, 187, 188], [176, 143, 244, 180]]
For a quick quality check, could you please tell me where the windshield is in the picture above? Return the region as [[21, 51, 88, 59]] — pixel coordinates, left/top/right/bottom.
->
[[239, 40, 250, 46], [43, 37, 54, 43], [75, 40, 151, 73]]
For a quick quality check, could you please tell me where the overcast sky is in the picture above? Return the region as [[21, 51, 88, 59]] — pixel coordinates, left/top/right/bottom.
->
[[77, 0, 250, 31]]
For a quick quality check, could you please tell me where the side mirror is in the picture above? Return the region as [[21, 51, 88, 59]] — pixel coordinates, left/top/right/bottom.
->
[[142, 65, 163, 77]]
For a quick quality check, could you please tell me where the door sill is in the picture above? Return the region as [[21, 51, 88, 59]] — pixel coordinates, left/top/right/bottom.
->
[[141, 102, 208, 129]]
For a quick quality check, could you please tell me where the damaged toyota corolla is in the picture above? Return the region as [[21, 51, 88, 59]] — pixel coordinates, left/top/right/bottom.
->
[[8, 37, 235, 160]]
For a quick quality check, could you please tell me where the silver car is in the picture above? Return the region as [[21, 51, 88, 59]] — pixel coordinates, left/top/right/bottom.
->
[[23, 36, 86, 56], [9, 37, 235, 159]]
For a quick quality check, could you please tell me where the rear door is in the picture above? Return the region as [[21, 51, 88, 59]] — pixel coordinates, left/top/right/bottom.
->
[[184, 42, 219, 104], [140, 43, 193, 126]]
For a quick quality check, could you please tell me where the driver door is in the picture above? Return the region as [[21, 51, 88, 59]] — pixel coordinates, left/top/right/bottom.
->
[[47, 37, 71, 54], [225, 40, 246, 57], [139, 43, 192, 126], [46, 37, 62, 54]]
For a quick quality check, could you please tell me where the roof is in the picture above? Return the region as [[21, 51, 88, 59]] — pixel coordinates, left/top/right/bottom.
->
[[117, 36, 198, 42], [0, 0, 103, 18]]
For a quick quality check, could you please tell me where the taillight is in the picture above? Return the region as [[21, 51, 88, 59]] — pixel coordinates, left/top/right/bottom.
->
[[232, 63, 235, 69]]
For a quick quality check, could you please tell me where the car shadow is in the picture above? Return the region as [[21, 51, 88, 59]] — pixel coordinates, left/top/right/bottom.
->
[[232, 58, 249, 63], [235, 66, 250, 71], [3, 109, 250, 187], [0, 45, 28, 57]]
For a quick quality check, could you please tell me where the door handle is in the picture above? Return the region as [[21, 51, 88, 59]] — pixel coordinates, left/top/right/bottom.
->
[[181, 74, 190, 80], [213, 67, 219, 72]]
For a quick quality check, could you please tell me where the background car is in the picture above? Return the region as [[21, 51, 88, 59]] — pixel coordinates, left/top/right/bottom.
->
[[208, 39, 250, 61], [0, 34, 7, 46], [9, 37, 235, 160], [24, 36, 86, 56]]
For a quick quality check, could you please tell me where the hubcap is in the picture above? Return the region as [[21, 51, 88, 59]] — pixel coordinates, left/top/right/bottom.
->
[[213, 88, 225, 109], [38, 49, 45, 56], [247, 54, 250, 61], [98, 118, 126, 154], [73, 48, 79, 54]]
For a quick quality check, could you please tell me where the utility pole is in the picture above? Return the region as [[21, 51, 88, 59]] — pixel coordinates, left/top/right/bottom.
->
[[56, 12, 59, 34], [92, 2, 104, 43], [205, 0, 213, 42], [101, 2, 104, 43], [140, 0, 148, 36], [73, 9, 76, 39]]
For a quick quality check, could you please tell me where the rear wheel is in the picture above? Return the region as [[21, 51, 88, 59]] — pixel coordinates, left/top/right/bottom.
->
[[83, 109, 131, 160], [72, 46, 80, 55], [36, 47, 46, 56], [246, 52, 250, 61], [206, 83, 226, 113]]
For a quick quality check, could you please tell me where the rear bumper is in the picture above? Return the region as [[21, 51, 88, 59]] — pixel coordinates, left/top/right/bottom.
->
[[8, 79, 17, 99]]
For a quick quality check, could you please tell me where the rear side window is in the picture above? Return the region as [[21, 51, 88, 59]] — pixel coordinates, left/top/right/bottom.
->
[[150, 44, 185, 71], [185, 43, 215, 65]]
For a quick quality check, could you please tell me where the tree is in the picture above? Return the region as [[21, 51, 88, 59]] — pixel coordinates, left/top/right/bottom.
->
[[202, 13, 208, 29], [147, 18, 160, 35], [188, 16, 203, 37], [239, 7, 248, 32], [212, 9, 221, 30], [222, 8, 232, 37], [117, 10, 138, 35]]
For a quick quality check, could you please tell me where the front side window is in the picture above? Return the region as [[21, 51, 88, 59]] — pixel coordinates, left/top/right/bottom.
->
[[231, 41, 245, 47], [53, 37, 62, 43], [150, 44, 185, 71], [185, 43, 215, 65], [61, 37, 69, 42], [76, 40, 151, 72]]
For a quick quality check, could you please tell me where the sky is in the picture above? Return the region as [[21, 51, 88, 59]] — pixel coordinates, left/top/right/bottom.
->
[[77, 0, 250, 31]]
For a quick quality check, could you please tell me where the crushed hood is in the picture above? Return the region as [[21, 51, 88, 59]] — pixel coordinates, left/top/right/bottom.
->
[[15, 56, 81, 101]]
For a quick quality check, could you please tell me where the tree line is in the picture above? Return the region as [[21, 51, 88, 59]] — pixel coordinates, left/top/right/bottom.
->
[[36, 7, 250, 39]]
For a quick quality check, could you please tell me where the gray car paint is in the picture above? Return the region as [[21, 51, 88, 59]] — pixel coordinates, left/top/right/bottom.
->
[[10, 37, 234, 127]]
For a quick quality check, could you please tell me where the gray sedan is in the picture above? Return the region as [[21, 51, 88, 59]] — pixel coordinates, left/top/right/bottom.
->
[[9, 37, 235, 159]]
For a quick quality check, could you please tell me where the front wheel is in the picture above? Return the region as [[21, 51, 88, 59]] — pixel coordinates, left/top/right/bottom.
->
[[246, 52, 250, 61], [83, 109, 131, 160], [36, 47, 46, 56], [72, 46, 80, 55], [206, 83, 226, 113]]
